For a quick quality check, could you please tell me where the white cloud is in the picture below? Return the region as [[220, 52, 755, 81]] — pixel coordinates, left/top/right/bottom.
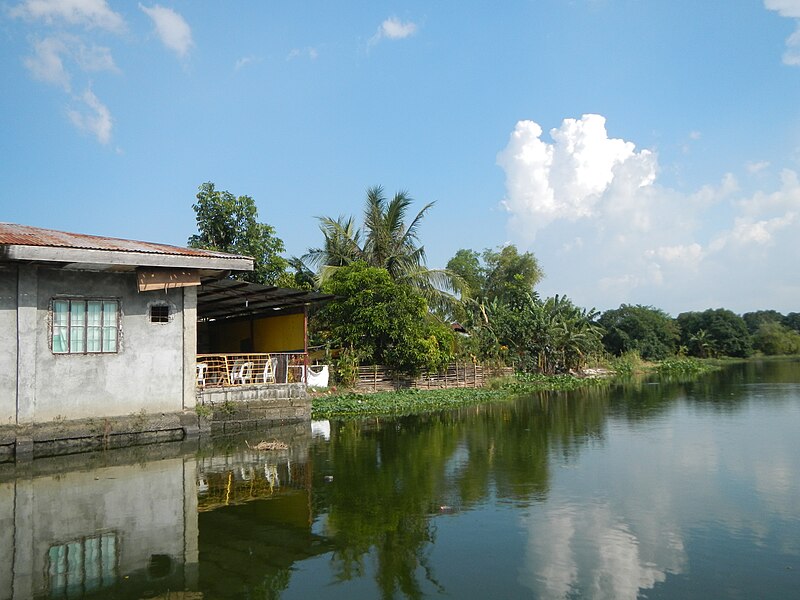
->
[[24, 36, 71, 89], [67, 88, 112, 144], [10, 0, 124, 31], [369, 17, 418, 46], [497, 114, 655, 241], [234, 55, 259, 71], [75, 42, 117, 72], [747, 160, 770, 174], [287, 47, 318, 61], [498, 114, 800, 313], [765, 0, 800, 18], [765, 1, 800, 65], [23, 35, 118, 91], [139, 4, 193, 58]]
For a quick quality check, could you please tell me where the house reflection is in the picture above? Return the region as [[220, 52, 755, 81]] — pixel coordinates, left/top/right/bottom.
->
[[0, 444, 199, 600], [0, 423, 329, 600]]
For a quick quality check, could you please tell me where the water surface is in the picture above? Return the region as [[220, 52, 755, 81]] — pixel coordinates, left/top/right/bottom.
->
[[2, 359, 799, 599]]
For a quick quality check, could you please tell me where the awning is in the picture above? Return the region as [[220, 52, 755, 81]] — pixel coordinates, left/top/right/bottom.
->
[[197, 279, 333, 321]]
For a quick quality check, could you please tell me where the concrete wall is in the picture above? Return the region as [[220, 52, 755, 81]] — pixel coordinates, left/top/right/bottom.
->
[[18, 266, 187, 422], [1, 456, 197, 600], [0, 267, 17, 425]]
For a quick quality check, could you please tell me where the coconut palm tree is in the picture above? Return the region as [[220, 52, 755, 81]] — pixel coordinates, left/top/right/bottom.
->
[[304, 186, 463, 313]]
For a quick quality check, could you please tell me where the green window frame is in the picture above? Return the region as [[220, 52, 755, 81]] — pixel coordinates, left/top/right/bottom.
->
[[52, 298, 119, 354]]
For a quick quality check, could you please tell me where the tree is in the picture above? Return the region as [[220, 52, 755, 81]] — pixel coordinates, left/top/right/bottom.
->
[[752, 322, 800, 355], [599, 304, 679, 360], [446, 249, 484, 300], [783, 312, 800, 333], [188, 182, 287, 285], [742, 310, 784, 335], [482, 245, 544, 306], [313, 263, 454, 375], [305, 186, 462, 312], [677, 309, 752, 358]]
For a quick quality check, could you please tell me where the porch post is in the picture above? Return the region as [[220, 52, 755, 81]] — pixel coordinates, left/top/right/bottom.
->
[[303, 304, 309, 384]]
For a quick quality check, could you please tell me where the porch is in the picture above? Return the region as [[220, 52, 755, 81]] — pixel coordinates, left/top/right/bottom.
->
[[196, 352, 308, 388]]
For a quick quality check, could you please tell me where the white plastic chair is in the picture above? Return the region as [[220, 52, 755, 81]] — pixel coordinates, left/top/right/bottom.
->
[[263, 356, 277, 383], [230, 361, 253, 385], [196, 363, 208, 388]]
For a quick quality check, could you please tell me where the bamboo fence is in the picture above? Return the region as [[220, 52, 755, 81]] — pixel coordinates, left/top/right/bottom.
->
[[354, 363, 514, 392]]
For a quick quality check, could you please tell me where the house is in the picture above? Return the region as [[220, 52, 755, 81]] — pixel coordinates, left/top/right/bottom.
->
[[0, 223, 330, 459]]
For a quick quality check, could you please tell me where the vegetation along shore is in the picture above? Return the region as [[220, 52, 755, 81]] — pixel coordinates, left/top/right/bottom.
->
[[190, 181, 799, 417]]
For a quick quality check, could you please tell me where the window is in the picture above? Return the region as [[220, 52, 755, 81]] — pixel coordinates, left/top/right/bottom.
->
[[52, 299, 118, 354], [48, 533, 118, 597], [150, 304, 169, 323]]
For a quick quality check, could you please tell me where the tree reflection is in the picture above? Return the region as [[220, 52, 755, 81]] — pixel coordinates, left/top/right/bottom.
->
[[314, 391, 610, 598]]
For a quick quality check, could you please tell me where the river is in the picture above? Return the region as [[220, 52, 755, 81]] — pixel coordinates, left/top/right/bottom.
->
[[2, 359, 799, 599]]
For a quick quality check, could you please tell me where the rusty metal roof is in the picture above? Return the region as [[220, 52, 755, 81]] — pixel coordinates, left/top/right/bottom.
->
[[0, 222, 249, 260]]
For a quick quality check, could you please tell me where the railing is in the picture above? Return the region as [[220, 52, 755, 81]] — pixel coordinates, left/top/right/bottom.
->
[[196, 352, 307, 388]]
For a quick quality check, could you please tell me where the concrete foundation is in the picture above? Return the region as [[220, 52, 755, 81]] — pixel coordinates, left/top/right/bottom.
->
[[0, 383, 310, 462]]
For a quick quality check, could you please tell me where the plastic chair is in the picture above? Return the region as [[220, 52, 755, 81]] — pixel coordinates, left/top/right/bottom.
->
[[230, 361, 253, 385], [196, 363, 208, 388], [263, 356, 277, 383]]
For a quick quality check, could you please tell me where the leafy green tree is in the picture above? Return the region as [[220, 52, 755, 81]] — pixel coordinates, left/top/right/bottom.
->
[[314, 263, 454, 375], [446, 249, 484, 300], [742, 310, 784, 334], [753, 322, 800, 355], [482, 245, 544, 305], [599, 304, 679, 360], [677, 309, 752, 358], [783, 312, 800, 333], [188, 182, 287, 284]]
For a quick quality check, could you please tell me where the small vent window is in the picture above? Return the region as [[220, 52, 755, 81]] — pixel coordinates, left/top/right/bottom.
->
[[150, 305, 170, 323]]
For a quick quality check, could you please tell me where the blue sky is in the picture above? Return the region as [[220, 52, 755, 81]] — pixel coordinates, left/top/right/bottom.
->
[[2, 0, 800, 315]]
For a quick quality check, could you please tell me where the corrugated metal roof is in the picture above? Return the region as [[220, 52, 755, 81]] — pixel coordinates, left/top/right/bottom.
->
[[198, 279, 334, 320], [0, 222, 250, 260]]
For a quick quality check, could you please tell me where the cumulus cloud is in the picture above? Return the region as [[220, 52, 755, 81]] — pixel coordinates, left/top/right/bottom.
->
[[498, 114, 800, 313], [10, 0, 124, 31], [497, 114, 655, 241], [369, 17, 418, 46], [139, 3, 193, 58], [67, 88, 112, 144], [765, 1, 800, 64]]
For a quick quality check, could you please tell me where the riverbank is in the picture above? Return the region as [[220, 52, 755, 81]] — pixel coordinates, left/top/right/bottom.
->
[[310, 373, 610, 419], [311, 356, 722, 419]]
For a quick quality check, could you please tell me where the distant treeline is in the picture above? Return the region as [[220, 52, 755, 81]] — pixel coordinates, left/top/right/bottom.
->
[[598, 306, 800, 361]]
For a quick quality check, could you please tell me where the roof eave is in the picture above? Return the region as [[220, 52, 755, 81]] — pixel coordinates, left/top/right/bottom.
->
[[1, 244, 254, 272]]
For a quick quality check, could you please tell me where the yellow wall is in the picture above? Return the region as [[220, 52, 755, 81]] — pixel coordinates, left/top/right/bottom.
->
[[205, 312, 305, 353], [253, 312, 304, 352]]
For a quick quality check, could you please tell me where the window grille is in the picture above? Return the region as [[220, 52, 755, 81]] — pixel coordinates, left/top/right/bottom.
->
[[150, 304, 170, 323], [52, 299, 119, 354]]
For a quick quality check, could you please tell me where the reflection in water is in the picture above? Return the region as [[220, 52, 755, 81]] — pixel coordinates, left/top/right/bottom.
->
[[0, 445, 199, 600], [1, 359, 799, 599]]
